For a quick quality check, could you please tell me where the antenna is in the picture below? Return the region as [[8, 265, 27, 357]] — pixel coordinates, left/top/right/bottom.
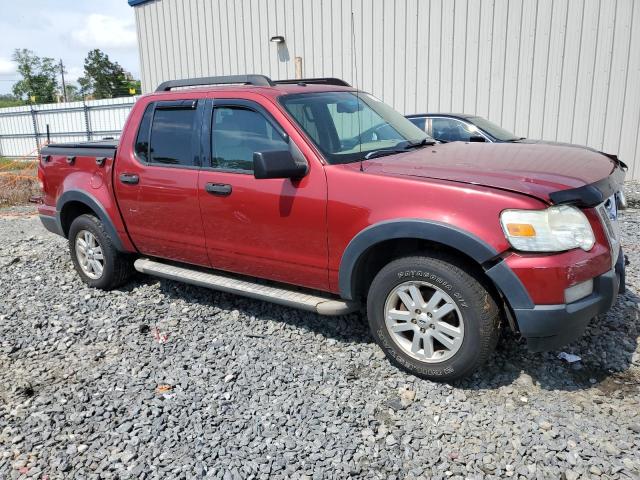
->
[[351, 11, 363, 173]]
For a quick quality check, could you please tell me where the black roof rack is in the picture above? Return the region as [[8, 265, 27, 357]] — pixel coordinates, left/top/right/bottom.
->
[[273, 77, 351, 87], [155, 75, 351, 92], [156, 74, 274, 92]]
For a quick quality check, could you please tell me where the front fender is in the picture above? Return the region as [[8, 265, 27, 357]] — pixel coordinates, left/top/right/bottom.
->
[[338, 219, 498, 300], [338, 219, 533, 311]]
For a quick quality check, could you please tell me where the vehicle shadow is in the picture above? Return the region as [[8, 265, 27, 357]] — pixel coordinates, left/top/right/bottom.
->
[[122, 274, 639, 393], [123, 273, 373, 345], [456, 287, 640, 392]]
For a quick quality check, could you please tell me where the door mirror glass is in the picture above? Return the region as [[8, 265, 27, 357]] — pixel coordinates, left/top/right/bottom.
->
[[253, 150, 308, 179], [469, 135, 486, 143]]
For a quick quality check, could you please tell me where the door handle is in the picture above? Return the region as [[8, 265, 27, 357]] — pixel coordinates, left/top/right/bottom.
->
[[119, 173, 139, 185], [205, 183, 232, 196]]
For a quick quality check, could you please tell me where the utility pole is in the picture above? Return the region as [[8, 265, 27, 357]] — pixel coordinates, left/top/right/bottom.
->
[[59, 59, 67, 102]]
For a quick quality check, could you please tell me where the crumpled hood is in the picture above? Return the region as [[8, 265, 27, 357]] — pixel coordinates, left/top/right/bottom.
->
[[362, 142, 619, 203]]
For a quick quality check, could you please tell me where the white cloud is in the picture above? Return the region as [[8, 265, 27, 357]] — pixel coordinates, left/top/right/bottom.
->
[[65, 66, 85, 83], [71, 14, 137, 49], [0, 57, 17, 75]]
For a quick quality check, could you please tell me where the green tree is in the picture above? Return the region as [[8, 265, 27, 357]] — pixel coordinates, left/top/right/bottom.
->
[[78, 49, 135, 99], [123, 76, 142, 96], [11, 49, 59, 104]]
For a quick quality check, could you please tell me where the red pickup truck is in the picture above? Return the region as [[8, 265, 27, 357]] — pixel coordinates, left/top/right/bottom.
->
[[38, 75, 627, 381]]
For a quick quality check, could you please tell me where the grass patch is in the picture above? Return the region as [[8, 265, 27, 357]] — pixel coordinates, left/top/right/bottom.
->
[[0, 157, 38, 170]]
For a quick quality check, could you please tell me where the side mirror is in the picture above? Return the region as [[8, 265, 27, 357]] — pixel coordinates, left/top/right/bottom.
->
[[253, 150, 308, 180], [469, 135, 486, 143]]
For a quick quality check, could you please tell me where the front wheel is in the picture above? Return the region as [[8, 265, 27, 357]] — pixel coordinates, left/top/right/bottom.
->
[[367, 255, 501, 382]]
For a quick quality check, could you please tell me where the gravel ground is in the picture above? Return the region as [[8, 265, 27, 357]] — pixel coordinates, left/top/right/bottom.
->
[[1, 186, 639, 480]]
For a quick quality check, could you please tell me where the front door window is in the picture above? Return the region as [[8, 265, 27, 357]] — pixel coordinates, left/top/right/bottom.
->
[[211, 107, 289, 172]]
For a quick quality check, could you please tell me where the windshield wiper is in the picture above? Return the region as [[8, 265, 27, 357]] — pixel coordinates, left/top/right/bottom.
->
[[407, 138, 437, 148], [364, 138, 435, 160], [364, 147, 408, 160]]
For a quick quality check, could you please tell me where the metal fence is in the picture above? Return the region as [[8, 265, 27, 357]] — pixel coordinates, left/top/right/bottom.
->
[[0, 97, 138, 158]]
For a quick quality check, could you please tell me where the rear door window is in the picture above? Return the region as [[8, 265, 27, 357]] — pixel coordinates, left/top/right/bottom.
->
[[407, 117, 426, 131], [145, 101, 198, 166]]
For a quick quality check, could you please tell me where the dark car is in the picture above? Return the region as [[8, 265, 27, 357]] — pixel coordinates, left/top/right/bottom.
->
[[406, 113, 524, 143], [406, 113, 630, 211]]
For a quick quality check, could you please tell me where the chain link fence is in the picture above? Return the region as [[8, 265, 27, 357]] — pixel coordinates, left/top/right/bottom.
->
[[0, 96, 138, 159]]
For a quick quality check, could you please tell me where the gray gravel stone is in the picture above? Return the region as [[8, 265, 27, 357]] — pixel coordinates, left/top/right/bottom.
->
[[0, 200, 639, 479]]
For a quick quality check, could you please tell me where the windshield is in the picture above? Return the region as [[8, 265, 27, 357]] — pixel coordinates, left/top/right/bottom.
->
[[468, 116, 521, 141], [280, 91, 432, 164]]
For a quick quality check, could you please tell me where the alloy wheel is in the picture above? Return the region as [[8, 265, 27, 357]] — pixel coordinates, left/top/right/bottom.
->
[[75, 230, 104, 280], [383, 281, 464, 363]]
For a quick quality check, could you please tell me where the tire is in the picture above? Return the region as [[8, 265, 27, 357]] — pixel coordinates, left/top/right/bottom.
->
[[366, 255, 500, 382], [68, 214, 133, 290]]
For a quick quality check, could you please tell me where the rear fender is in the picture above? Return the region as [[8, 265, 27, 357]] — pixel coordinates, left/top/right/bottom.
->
[[56, 188, 135, 253]]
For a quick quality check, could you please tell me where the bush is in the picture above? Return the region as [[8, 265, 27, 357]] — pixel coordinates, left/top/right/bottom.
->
[[0, 158, 40, 206]]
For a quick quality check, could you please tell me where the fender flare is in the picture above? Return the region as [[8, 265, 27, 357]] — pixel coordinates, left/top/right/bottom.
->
[[338, 219, 533, 310], [56, 190, 126, 252]]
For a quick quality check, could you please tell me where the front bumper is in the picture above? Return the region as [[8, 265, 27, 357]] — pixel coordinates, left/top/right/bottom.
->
[[513, 248, 624, 352]]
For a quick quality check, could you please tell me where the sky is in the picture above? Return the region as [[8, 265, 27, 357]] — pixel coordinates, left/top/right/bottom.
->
[[0, 0, 139, 95]]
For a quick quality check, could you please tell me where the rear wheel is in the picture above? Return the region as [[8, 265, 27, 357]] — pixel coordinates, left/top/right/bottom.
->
[[68, 214, 133, 290], [367, 255, 500, 382]]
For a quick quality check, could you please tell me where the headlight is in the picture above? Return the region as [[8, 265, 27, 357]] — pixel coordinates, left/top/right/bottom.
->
[[500, 205, 595, 252]]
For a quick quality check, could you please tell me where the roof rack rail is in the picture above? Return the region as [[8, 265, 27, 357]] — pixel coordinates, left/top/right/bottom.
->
[[273, 77, 351, 87], [155, 74, 274, 92]]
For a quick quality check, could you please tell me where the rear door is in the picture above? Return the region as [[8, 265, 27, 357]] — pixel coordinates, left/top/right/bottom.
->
[[114, 99, 209, 266], [197, 97, 329, 291]]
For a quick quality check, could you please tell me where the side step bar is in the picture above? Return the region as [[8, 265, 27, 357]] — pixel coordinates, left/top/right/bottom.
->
[[134, 258, 358, 316]]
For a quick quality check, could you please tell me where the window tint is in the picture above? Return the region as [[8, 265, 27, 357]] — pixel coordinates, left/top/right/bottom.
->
[[134, 104, 154, 162], [149, 107, 197, 166], [431, 118, 475, 142], [211, 107, 288, 172]]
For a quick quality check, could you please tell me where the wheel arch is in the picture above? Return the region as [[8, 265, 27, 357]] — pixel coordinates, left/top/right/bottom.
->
[[56, 190, 126, 252], [338, 219, 534, 314]]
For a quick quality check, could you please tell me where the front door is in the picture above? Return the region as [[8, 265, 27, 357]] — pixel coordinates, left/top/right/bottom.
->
[[197, 98, 329, 291], [114, 99, 209, 266]]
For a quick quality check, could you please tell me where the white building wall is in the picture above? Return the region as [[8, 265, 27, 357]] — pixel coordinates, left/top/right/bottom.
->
[[134, 0, 640, 180]]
